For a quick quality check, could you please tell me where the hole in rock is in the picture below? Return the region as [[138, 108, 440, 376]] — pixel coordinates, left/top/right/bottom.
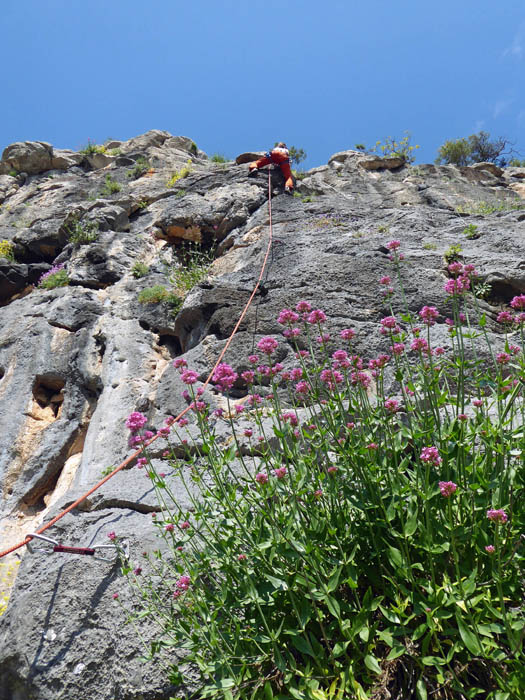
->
[[32, 375, 65, 420], [0, 367, 4, 381], [486, 280, 522, 306], [157, 334, 182, 358]]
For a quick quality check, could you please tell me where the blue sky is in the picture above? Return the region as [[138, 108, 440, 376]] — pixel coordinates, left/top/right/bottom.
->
[[1, 0, 524, 168]]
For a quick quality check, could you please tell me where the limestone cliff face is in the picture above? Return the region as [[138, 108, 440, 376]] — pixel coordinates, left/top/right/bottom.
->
[[0, 131, 524, 699]]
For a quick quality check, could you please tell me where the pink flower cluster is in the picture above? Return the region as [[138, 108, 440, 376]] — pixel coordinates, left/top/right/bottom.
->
[[212, 363, 238, 390], [487, 509, 508, 523], [420, 446, 442, 466], [257, 336, 278, 355], [419, 306, 439, 326], [510, 294, 525, 310], [126, 411, 148, 432], [438, 481, 457, 497]]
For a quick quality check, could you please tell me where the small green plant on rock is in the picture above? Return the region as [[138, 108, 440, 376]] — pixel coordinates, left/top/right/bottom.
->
[[8, 168, 18, 178], [457, 199, 525, 215], [132, 262, 149, 279], [137, 285, 171, 304], [422, 241, 437, 250], [79, 139, 107, 155], [0, 239, 15, 261], [137, 200, 149, 210], [472, 279, 492, 300], [166, 160, 192, 187], [462, 224, 480, 240], [38, 264, 69, 290], [175, 189, 186, 198], [378, 224, 389, 233], [444, 242, 463, 264], [210, 153, 228, 163], [67, 218, 99, 245], [127, 157, 150, 180], [100, 175, 121, 196]]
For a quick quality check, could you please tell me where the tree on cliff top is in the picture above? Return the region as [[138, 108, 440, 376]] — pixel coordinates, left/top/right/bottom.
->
[[435, 131, 514, 167]]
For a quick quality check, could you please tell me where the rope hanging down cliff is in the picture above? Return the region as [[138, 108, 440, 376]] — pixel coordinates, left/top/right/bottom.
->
[[0, 168, 276, 560]]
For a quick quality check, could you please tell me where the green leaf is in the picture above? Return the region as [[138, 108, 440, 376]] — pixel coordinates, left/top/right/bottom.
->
[[386, 644, 405, 660], [325, 595, 341, 618], [404, 509, 418, 537], [379, 605, 400, 623], [327, 566, 342, 592], [364, 654, 382, 674], [265, 574, 288, 591], [421, 655, 446, 666], [387, 545, 404, 569], [264, 681, 274, 700], [455, 612, 482, 655], [416, 678, 428, 700], [332, 641, 351, 658], [292, 635, 316, 658]]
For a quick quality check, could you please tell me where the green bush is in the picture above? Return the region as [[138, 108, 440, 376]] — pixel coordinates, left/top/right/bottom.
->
[[38, 264, 69, 289], [211, 154, 228, 163], [443, 243, 463, 264], [435, 132, 512, 167], [166, 160, 192, 187], [0, 239, 15, 261], [356, 133, 419, 163], [131, 262, 149, 279], [462, 224, 480, 240], [67, 218, 99, 245], [100, 175, 121, 196], [127, 157, 150, 180], [509, 158, 525, 167], [79, 139, 107, 155], [119, 246, 525, 698], [137, 285, 171, 304]]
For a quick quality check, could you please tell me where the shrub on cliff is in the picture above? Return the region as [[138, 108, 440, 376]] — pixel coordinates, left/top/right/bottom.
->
[[435, 131, 513, 167]]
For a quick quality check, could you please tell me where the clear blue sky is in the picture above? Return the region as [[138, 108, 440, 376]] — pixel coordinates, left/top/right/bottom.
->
[[1, 0, 524, 168]]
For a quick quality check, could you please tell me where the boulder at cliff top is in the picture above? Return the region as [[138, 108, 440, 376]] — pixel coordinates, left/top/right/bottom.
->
[[0, 130, 524, 700]]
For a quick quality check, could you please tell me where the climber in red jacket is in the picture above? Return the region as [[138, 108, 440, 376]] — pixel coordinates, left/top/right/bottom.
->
[[248, 143, 294, 194]]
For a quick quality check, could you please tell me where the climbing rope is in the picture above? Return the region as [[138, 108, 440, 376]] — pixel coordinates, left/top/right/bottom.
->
[[0, 168, 275, 560]]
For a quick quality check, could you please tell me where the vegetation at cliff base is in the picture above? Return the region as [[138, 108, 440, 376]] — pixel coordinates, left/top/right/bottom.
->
[[117, 241, 524, 700]]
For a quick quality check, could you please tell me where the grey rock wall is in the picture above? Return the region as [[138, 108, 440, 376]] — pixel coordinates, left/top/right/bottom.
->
[[0, 132, 524, 699]]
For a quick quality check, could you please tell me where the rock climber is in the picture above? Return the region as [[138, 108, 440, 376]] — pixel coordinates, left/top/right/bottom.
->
[[248, 142, 294, 194]]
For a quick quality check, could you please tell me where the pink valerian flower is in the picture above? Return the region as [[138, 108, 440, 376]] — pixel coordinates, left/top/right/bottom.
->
[[439, 481, 457, 497], [317, 333, 331, 344], [212, 363, 238, 390], [136, 457, 147, 469], [434, 346, 445, 356], [107, 531, 116, 541], [282, 327, 301, 338], [255, 472, 268, 485], [392, 342, 406, 356], [181, 369, 199, 385], [419, 306, 439, 326], [133, 566, 142, 575], [351, 371, 371, 389], [410, 337, 429, 353], [38, 263, 65, 284], [296, 350, 310, 359], [332, 349, 348, 363], [296, 300, 312, 313], [381, 286, 394, 298], [458, 413, 468, 421], [420, 446, 442, 466], [340, 328, 356, 341], [246, 393, 263, 407], [257, 336, 279, 355], [386, 239, 401, 250], [241, 370, 255, 384], [473, 399, 483, 408], [369, 354, 390, 370], [176, 575, 191, 591], [295, 380, 310, 394], [320, 368, 343, 389], [157, 426, 170, 438], [327, 466, 338, 475], [366, 442, 378, 450], [238, 553, 247, 561], [180, 521, 190, 530], [496, 352, 510, 365], [380, 316, 398, 330], [212, 408, 224, 418], [112, 592, 119, 600], [463, 263, 477, 276], [277, 308, 300, 324], [485, 545, 495, 554], [243, 429, 253, 438], [177, 417, 188, 427], [273, 466, 287, 479], [487, 509, 508, 523], [257, 365, 271, 377], [248, 354, 259, 364], [235, 404, 245, 414], [509, 344, 521, 355], [282, 411, 299, 426], [165, 523, 175, 532], [384, 398, 400, 413], [497, 311, 514, 324], [271, 363, 283, 375], [172, 358, 187, 370], [307, 309, 327, 324], [313, 489, 323, 499], [288, 367, 302, 382], [444, 277, 469, 295], [190, 400, 207, 414], [380, 275, 392, 285], [510, 294, 525, 310], [126, 411, 148, 432], [448, 262, 463, 276]]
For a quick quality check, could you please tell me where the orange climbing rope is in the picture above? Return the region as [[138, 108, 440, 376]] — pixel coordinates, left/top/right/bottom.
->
[[0, 169, 275, 560]]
